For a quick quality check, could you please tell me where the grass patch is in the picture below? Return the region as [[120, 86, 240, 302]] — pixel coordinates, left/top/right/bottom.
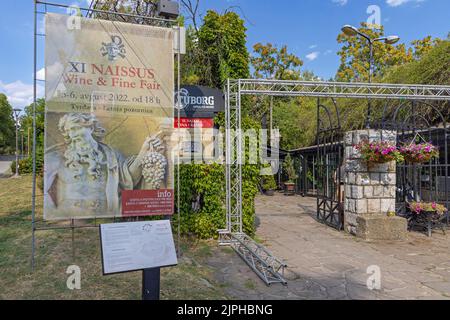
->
[[0, 176, 232, 300], [244, 279, 257, 290]]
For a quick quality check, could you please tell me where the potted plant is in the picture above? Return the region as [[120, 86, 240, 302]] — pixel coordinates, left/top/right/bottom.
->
[[261, 175, 277, 196], [409, 201, 448, 237], [355, 140, 404, 164], [283, 154, 298, 195], [400, 142, 439, 164]]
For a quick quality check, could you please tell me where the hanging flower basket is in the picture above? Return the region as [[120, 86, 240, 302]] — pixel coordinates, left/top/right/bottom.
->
[[355, 140, 404, 164], [399, 143, 439, 164]]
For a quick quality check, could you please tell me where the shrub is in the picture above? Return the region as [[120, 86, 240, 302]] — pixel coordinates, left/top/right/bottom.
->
[[10, 147, 43, 175], [261, 175, 277, 191], [283, 154, 298, 183]]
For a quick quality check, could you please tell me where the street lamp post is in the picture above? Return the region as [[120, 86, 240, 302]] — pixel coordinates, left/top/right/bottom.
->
[[341, 25, 400, 128], [13, 108, 21, 178]]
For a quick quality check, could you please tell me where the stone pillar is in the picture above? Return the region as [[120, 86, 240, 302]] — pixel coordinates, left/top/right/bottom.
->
[[344, 130, 407, 241]]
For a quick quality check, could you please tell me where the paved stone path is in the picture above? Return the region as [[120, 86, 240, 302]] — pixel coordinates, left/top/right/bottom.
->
[[210, 194, 450, 300]]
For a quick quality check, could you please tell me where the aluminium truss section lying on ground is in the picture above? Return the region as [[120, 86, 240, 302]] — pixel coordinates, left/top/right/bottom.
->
[[220, 232, 288, 286]]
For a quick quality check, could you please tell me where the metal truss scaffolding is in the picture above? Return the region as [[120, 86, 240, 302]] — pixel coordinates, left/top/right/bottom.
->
[[222, 78, 450, 286], [237, 79, 450, 101]]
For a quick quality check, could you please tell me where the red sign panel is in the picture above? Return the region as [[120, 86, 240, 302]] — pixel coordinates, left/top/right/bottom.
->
[[122, 189, 174, 217], [174, 118, 214, 129]]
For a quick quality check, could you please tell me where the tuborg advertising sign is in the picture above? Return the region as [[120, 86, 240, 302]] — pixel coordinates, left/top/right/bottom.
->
[[44, 13, 175, 220], [175, 85, 225, 118]]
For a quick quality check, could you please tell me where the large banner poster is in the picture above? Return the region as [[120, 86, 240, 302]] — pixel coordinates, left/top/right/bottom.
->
[[44, 13, 174, 220]]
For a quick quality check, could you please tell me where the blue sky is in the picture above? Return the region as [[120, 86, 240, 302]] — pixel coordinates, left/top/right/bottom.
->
[[0, 0, 449, 109]]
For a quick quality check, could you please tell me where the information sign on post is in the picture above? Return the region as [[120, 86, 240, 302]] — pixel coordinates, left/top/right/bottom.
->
[[100, 220, 178, 300]]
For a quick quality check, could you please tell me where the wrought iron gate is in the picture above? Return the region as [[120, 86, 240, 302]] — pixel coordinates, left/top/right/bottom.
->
[[316, 98, 344, 230], [387, 102, 449, 220]]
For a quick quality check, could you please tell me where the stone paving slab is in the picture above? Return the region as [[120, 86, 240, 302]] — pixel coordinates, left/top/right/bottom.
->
[[210, 194, 450, 300]]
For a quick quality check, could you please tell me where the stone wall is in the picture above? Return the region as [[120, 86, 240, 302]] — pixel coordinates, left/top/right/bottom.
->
[[344, 129, 401, 237]]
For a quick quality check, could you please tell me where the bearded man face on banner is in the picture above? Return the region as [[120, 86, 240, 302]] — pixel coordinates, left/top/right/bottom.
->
[[58, 113, 107, 180]]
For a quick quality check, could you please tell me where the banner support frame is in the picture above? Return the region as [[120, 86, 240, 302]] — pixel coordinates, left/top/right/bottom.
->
[[31, 0, 179, 272]]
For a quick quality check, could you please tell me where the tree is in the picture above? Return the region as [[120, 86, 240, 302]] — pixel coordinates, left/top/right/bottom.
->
[[0, 94, 15, 154], [197, 10, 250, 88], [251, 43, 303, 80], [20, 98, 45, 151], [383, 39, 450, 121], [181, 0, 201, 33], [411, 36, 443, 60], [336, 22, 413, 82], [249, 43, 306, 124]]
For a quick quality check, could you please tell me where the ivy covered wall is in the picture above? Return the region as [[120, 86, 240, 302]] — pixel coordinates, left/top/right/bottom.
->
[[173, 114, 261, 239]]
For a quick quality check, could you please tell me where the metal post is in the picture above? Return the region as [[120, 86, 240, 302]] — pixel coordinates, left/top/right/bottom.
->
[[270, 96, 273, 136], [28, 127, 31, 157], [176, 23, 181, 258], [31, 0, 38, 271], [142, 268, 160, 300], [71, 219, 75, 260], [366, 40, 374, 129], [21, 131, 24, 157], [15, 113, 19, 177]]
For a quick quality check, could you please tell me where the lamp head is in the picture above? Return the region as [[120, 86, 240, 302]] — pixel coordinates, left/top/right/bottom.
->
[[385, 35, 400, 45], [342, 25, 358, 37]]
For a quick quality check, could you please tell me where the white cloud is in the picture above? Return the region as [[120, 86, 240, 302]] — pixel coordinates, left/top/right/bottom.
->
[[332, 0, 348, 6], [386, 0, 425, 7], [306, 51, 320, 61], [0, 80, 44, 109], [36, 68, 45, 81], [309, 44, 318, 49]]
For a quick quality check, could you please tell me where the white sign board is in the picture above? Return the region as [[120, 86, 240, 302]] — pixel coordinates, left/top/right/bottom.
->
[[100, 220, 178, 275]]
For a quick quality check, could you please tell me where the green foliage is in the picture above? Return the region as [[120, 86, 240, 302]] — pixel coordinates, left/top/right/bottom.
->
[[251, 43, 303, 80], [0, 94, 15, 154], [283, 154, 298, 183], [215, 112, 261, 236], [183, 10, 249, 87], [336, 22, 414, 82], [382, 39, 450, 121], [261, 174, 277, 191], [273, 34, 448, 150], [174, 9, 258, 238], [272, 98, 317, 150], [11, 147, 44, 175], [195, 10, 250, 88], [20, 98, 45, 151], [383, 40, 450, 86], [173, 113, 262, 238], [411, 36, 443, 60], [174, 163, 226, 239]]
